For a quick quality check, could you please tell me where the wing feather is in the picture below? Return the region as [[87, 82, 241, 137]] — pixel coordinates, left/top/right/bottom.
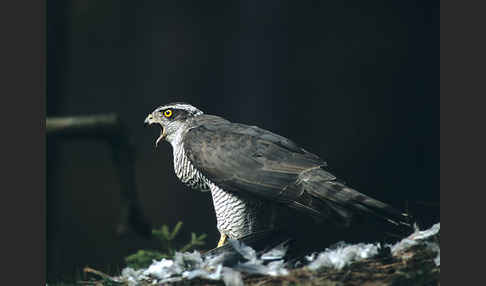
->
[[182, 115, 325, 202]]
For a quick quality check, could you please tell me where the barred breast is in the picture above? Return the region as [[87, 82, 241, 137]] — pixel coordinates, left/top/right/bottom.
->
[[173, 145, 277, 239], [173, 141, 210, 192]]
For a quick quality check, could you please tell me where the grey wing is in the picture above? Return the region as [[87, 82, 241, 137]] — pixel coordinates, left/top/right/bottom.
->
[[182, 115, 326, 204]]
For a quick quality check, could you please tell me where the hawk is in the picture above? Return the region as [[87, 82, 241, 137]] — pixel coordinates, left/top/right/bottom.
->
[[145, 103, 410, 247]]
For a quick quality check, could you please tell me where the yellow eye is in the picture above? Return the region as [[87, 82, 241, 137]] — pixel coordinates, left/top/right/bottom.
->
[[163, 109, 173, 118]]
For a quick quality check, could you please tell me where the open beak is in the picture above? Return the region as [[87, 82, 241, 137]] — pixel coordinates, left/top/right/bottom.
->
[[145, 114, 166, 147]]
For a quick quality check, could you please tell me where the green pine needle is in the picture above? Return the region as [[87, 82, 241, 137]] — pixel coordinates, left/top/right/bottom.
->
[[124, 221, 207, 269]]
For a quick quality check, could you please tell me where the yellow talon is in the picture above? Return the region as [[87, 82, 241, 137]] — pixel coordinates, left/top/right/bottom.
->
[[217, 233, 227, 247]]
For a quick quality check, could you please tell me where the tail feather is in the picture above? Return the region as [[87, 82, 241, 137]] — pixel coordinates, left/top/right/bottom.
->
[[296, 168, 412, 230]]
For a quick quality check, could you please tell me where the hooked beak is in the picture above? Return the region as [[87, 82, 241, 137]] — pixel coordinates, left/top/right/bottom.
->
[[145, 114, 166, 147]]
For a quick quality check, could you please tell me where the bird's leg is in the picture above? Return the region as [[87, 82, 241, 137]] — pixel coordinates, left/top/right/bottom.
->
[[217, 232, 227, 247]]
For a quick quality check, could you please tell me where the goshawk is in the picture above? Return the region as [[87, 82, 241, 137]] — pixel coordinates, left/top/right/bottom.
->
[[145, 103, 409, 247]]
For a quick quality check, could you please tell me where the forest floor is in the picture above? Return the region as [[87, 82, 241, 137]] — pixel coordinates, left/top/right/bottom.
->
[[168, 242, 440, 286], [80, 223, 440, 286]]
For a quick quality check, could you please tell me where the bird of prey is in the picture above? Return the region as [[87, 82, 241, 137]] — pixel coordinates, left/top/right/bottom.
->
[[145, 102, 410, 247]]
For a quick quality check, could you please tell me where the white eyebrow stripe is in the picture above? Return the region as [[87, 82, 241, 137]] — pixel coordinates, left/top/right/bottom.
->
[[156, 103, 204, 116]]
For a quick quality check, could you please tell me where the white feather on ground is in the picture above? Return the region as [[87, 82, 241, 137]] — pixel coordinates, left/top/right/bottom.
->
[[116, 223, 440, 286]]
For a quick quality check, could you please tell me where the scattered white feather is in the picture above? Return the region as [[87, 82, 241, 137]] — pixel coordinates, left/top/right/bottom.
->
[[389, 223, 440, 266], [425, 242, 440, 266], [228, 238, 258, 262], [144, 258, 180, 280], [117, 243, 286, 286], [307, 223, 441, 271], [307, 241, 381, 270], [221, 267, 244, 286], [390, 223, 440, 255], [118, 267, 146, 286], [261, 243, 288, 260], [229, 238, 289, 276], [116, 223, 440, 285]]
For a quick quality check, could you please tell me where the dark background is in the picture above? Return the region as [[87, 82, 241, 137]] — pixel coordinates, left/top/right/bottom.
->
[[46, 0, 439, 282]]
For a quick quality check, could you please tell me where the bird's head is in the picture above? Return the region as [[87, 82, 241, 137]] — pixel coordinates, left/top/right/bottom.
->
[[145, 102, 204, 147]]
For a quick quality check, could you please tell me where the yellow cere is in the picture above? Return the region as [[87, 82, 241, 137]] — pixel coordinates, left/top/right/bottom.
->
[[164, 109, 173, 117]]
